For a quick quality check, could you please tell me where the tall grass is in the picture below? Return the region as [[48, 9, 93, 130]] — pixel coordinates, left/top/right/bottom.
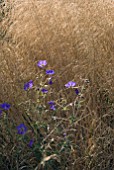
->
[[0, 0, 114, 169]]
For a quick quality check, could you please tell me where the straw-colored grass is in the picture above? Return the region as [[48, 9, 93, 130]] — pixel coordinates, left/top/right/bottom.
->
[[0, 0, 114, 169]]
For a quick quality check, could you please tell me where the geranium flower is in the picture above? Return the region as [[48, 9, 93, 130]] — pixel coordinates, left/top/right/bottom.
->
[[37, 60, 47, 68], [48, 101, 56, 110], [75, 88, 79, 95], [28, 139, 34, 147], [48, 101, 55, 105], [17, 123, 27, 135], [41, 88, 48, 93], [65, 81, 76, 88], [50, 105, 56, 110], [46, 70, 55, 75], [24, 80, 33, 90], [48, 78, 53, 85], [0, 103, 10, 110]]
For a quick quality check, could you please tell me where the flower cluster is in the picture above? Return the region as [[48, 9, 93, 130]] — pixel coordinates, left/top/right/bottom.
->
[[16, 123, 34, 147], [1, 59, 81, 149]]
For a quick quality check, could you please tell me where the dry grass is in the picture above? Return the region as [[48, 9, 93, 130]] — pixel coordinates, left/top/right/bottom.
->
[[0, 0, 114, 169]]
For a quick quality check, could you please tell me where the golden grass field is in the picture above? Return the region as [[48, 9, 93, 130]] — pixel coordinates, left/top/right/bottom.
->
[[0, 0, 114, 169]]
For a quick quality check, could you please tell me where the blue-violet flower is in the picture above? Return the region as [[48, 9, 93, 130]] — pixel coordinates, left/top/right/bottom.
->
[[0, 103, 10, 110], [37, 60, 47, 68], [46, 70, 55, 75], [24, 80, 33, 90], [75, 88, 79, 95], [41, 88, 48, 93], [17, 123, 28, 135], [28, 139, 34, 147], [65, 81, 76, 88]]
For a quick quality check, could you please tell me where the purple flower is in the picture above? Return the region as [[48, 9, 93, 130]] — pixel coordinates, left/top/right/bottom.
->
[[65, 81, 76, 88], [0, 110, 2, 116], [37, 60, 47, 68], [24, 80, 33, 90], [41, 88, 48, 93], [48, 101, 56, 110], [75, 89, 79, 95], [28, 139, 34, 148], [50, 105, 56, 110], [48, 78, 53, 85], [48, 101, 55, 105], [17, 123, 28, 135], [0, 103, 10, 110], [63, 132, 67, 137], [46, 70, 55, 75]]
